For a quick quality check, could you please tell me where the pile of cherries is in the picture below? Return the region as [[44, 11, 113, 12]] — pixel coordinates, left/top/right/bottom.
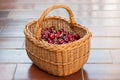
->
[[41, 26, 80, 44]]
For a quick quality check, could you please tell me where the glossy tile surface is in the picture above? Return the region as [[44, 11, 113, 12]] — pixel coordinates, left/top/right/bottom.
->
[[0, 64, 16, 80], [0, 11, 9, 18], [14, 64, 83, 80], [87, 50, 112, 63], [0, 50, 31, 63], [111, 50, 120, 64], [90, 27, 120, 37], [0, 38, 24, 48], [83, 64, 120, 80], [0, 25, 24, 37], [91, 37, 120, 49]]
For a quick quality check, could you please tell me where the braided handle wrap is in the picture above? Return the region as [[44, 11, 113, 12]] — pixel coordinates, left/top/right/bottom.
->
[[36, 5, 76, 39]]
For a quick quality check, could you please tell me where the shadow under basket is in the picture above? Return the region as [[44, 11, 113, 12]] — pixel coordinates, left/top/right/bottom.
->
[[24, 5, 92, 76]]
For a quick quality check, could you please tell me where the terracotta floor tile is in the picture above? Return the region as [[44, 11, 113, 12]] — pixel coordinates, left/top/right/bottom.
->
[[76, 11, 120, 18], [14, 64, 83, 80], [8, 11, 38, 19], [111, 50, 120, 64], [6, 25, 25, 30], [22, 41, 25, 48], [87, 50, 112, 63], [0, 26, 24, 37], [0, 11, 9, 18], [0, 26, 4, 32], [19, 50, 32, 63], [0, 50, 31, 63], [90, 27, 120, 37], [90, 11, 120, 18], [0, 19, 27, 26], [0, 20, 8, 26], [91, 37, 120, 49], [0, 3, 34, 10], [83, 64, 120, 80], [78, 18, 120, 27], [0, 64, 16, 80], [0, 37, 24, 48]]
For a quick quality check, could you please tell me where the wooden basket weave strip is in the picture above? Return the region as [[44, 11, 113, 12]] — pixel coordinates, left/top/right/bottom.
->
[[24, 5, 92, 76]]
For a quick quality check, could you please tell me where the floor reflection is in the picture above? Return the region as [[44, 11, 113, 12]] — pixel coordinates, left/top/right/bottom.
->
[[28, 64, 83, 80]]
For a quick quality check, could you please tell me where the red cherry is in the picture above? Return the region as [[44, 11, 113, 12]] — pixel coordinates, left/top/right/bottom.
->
[[63, 42, 67, 44], [48, 38, 54, 44], [67, 34, 72, 39], [50, 33, 55, 39], [74, 34, 80, 40], [59, 28, 64, 33], [58, 38, 65, 44], [45, 30, 51, 35], [55, 32, 61, 38], [63, 36, 69, 42], [55, 34, 59, 38], [69, 37, 75, 42]]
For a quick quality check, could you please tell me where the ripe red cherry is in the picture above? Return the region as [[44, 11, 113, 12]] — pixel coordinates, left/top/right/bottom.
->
[[67, 34, 72, 39], [74, 34, 80, 40], [69, 37, 75, 42], [55, 33, 59, 38], [48, 38, 54, 44], [63, 36, 69, 42], [50, 33, 55, 39], [58, 38, 65, 44], [55, 32, 61, 38], [59, 29, 64, 33]]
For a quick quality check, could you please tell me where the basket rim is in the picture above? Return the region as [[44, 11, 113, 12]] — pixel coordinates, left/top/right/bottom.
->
[[24, 16, 92, 51]]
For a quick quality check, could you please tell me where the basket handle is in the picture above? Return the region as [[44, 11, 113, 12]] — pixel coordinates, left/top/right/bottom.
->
[[36, 5, 77, 39]]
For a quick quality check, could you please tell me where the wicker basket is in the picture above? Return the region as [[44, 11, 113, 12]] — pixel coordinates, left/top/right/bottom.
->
[[24, 5, 92, 76]]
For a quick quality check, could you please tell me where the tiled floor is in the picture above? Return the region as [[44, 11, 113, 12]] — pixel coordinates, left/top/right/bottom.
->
[[0, 0, 120, 80]]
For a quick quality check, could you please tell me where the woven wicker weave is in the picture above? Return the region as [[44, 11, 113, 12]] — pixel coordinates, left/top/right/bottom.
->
[[24, 5, 92, 76]]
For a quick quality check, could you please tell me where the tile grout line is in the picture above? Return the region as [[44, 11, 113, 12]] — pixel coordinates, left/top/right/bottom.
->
[[109, 50, 114, 64], [22, 39, 25, 49], [0, 62, 32, 64], [0, 25, 7, 33], [1, 2, 120, 4], [91, 48, 120, 50], [81, 67, 84, 80], [0, 48, 25, 50], [12, 64, 18, 80]]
